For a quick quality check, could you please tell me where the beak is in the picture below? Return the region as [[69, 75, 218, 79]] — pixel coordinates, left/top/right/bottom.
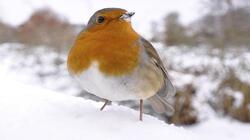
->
[[120, 12, 135, 22]]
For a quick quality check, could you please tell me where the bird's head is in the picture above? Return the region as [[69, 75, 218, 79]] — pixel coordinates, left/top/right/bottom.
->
[[86, 8, 135, 32], [68, 8, 139, 76]]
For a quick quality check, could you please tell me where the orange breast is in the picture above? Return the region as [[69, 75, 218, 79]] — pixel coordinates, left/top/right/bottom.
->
[[67, 25, 140, 76]]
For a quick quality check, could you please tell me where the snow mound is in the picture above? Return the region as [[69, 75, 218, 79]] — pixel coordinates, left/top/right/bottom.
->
[[0, 79, 199, 140]]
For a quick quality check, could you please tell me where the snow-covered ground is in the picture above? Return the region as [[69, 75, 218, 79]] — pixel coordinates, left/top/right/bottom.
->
[[0, 43, 250, 140], [0, 64, 250, 140], [0, 77, 196, 140]]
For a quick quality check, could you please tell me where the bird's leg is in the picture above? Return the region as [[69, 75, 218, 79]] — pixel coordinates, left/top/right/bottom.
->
[[100, 99, 111, 111], [140, 99, 143, 121]]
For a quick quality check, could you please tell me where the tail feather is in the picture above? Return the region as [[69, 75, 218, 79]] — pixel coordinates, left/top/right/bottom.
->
[[148, 94, 175, 115]]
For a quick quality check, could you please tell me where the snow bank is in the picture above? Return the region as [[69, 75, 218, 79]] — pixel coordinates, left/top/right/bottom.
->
[[1, 68, 249, 140], [0, 78, 198, 140]]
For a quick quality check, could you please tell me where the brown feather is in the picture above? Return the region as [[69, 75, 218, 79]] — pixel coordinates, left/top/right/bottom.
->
[[140, 37, 176, 114]]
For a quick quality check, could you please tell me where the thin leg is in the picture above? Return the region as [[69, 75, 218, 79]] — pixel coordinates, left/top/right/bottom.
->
[[100, 99, 111, 111], [140, 99, 143, 121]]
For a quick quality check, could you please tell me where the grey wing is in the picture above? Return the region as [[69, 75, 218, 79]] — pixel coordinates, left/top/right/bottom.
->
[[140, 37, 176, 98]]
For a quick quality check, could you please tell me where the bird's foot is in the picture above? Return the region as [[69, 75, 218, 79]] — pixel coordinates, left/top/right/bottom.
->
[[140, 99, 143, 121], [100, 99, 111, 111]]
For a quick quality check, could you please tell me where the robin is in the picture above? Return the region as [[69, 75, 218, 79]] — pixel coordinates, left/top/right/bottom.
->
[[67, 8, 175, 121]]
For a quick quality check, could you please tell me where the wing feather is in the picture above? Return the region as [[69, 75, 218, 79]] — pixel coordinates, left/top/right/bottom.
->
[[140, 38, 176, 97]]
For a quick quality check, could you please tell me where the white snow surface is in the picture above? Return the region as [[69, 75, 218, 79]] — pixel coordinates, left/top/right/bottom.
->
[[0, 69, 250, 140], [0, 75, 197, 140]]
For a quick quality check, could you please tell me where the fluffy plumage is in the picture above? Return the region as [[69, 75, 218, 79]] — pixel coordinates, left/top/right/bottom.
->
[[67, 8, 175, 115]]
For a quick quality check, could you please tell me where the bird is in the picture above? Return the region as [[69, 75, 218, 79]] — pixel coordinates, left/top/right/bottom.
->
[[67, 8, 176, 121]]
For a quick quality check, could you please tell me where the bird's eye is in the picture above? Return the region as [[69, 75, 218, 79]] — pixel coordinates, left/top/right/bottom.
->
[[96, 16, 105, 24]]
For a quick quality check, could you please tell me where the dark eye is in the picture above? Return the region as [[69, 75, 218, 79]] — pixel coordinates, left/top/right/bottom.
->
[[96, 16, 105, 24]]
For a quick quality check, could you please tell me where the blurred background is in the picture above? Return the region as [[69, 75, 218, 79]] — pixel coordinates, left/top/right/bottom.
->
[[0, 0, 250, 127]]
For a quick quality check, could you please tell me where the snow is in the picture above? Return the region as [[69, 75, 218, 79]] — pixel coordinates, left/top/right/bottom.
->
[[190, 118, 250, 140], [0, 43, 79, 96], [222, 88, 244, 108], [164, 46, 250, 122], [1, 43, 250, 140], [1, 70, 250, 140], [0, 76, 198, 140]]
